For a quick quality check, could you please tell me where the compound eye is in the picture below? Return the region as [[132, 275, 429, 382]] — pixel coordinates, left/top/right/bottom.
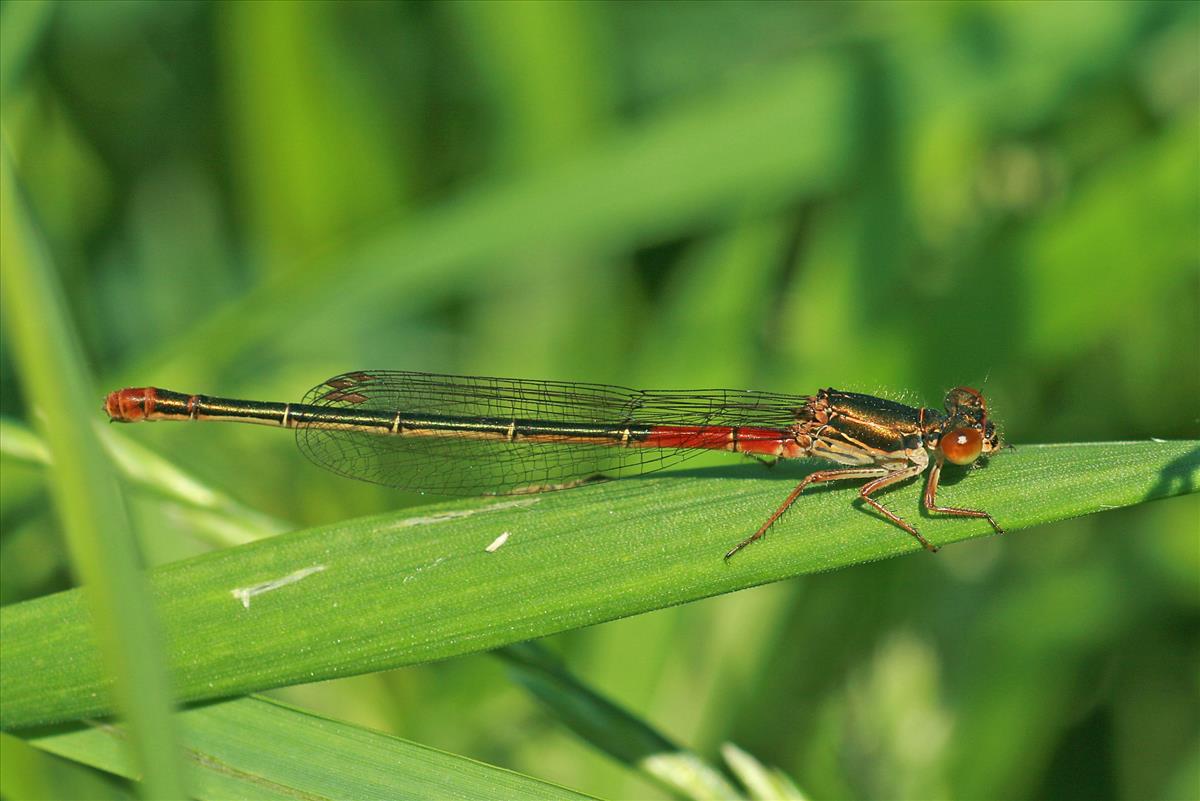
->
[[941, 427, 983, 465]]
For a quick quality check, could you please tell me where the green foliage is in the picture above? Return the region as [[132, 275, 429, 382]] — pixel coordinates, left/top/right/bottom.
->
[[2, 1, 1197, 799], [2, 134, 185, 798], [26, 697, 592, 801]]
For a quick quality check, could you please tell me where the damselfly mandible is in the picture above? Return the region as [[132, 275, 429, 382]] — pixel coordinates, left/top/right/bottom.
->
[[105, 371, 1004, 558]]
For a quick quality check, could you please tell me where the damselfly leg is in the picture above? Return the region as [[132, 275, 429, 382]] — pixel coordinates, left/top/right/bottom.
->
[[922, 454, 1005, 535]]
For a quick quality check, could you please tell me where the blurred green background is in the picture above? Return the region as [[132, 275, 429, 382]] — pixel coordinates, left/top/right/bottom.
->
[[2, 1, 1197, 799]]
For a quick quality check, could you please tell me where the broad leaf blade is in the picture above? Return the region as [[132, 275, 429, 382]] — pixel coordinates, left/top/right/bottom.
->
[[2, 441, 1196, 729]]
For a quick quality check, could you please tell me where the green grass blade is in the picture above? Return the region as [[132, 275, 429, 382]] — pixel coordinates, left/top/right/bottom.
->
[[719, 743, 806, 801], [1, 441, 1196, 729], [0, 138, 186, 796], [0, 416, 52, 463], [500, 643, 742, 801], [25, 696, 595, 801], [1, 416, 287, 546], [1, 732, 134, 801]]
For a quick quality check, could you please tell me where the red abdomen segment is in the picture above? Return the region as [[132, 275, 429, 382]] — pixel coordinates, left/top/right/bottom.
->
[[640, 425, 805, 458], [104, 387, 169, 421]]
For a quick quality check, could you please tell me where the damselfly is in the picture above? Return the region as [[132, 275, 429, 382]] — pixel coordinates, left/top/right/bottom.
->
[[104, 371, 1004, 558]]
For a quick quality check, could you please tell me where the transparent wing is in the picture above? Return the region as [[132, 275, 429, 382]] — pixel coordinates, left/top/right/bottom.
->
[[295, 370, 806, 495]]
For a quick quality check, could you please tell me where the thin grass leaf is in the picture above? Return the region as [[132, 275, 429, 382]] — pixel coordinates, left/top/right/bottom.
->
[[1, 440, 1196, 730], [24, 696, 595, 801], [0, 416, 51, 463], [500, 643, 742, 801], [0, 732, 134, 801], [1, 417, 287, 547], [719, 743, 806, 801], [0, 137, 186, 797]]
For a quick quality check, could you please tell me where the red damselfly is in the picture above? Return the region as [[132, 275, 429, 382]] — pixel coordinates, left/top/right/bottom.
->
[[104, 371, 1004, 558]]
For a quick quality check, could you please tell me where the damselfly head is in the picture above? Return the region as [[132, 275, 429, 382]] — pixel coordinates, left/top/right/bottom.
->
[[939, 386, 1001, 465]]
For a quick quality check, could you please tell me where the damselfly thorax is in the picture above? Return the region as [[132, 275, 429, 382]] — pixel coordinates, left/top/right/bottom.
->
[[105, 372, 1004, 558]]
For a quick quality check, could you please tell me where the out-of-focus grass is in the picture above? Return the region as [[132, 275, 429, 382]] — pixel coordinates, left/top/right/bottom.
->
[[2, 2, 1197, 799], [1, 139, 185, 798]]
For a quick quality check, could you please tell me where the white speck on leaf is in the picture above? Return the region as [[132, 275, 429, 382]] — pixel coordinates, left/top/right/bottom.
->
[[231, 565, 326, 609]]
